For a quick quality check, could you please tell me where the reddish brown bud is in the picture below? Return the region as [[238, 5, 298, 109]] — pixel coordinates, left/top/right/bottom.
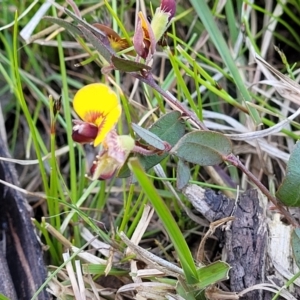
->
[[160, 0, 176, 20], [72, 120, 98, 144]]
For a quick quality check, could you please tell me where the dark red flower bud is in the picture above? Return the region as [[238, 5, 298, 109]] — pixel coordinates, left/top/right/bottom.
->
[[160, 0, 176, 20], [72, 120, 98, 144]]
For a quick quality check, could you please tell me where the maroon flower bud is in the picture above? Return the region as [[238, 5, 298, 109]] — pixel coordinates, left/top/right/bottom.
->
[[72, 120, 98, 144], [160, 0, 176, 20]]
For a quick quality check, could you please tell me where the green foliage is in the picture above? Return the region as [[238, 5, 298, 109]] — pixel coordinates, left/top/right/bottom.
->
[[171, 131, 232, 165], [276, 141, 300, 206], [132, 123, 168, 150], [176, 159, 190, 190], [119, 111, 186, 178], [196, 261, 230, 289], [43, 16, 82, 36], [111, 56, 150, 72]]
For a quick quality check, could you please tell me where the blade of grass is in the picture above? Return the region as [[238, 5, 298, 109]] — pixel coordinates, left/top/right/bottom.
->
[[11, 12, 49, 195], [51, 5, 80, 244]]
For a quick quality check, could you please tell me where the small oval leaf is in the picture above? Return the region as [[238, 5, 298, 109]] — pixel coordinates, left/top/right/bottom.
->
[[171, 131, 232, 166], [132, 123, 165, 150], [118, 111, 185, 178], [177, 159, 190, 190], [276, 141, 300, 206], [140, 111, 185, 171]]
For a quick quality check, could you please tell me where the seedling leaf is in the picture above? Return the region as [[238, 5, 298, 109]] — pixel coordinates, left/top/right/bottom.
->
[[276, 141, 300, 206]]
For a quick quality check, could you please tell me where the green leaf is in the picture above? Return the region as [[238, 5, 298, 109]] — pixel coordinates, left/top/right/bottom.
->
[[140, 111, 185, 170], [45, 12, 115, 65], [177, 159, 190, 190], [111, 56, 151, 72], [118, 111, 185, 178], [0, 295, 10, 300], [196, 261, 230, 289], [276, 141, 300, 206], [132, 123, 166, 150], [292, 228, 300, 268], [171, 131, 232, 165], [64, 8, 106, 37], [43, 16, 82, 36]]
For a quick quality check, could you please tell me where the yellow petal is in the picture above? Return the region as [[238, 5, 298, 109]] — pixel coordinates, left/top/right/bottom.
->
[[73, 83, 121, 146], [93, 105, 121, 146]]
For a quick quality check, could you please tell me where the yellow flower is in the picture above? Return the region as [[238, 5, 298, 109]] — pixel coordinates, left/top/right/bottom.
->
[[72, 83, 121, 146]]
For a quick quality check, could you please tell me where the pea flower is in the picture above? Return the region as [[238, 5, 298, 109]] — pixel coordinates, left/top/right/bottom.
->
[[72, 83, 135, 180], [133, 12, 156, 60], [151, 0, 176, 42], [72, 83, 121, 146], [89, 130, 135, 180]]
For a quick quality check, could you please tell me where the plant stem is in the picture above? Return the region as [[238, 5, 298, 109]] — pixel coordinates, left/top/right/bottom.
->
[[133, 71, 208, 130], [225, 154, 298, 227]]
